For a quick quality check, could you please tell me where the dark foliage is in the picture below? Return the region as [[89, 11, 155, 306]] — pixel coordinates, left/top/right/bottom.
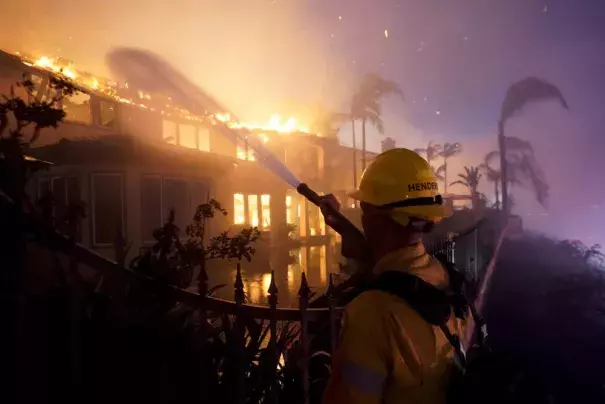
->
[[483, 235, 605, 403]]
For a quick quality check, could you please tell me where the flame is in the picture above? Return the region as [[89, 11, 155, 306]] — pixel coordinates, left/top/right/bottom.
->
[[12, 51, 317, 142], [34, 56, 77, 80], [216, 113, 310, 135]]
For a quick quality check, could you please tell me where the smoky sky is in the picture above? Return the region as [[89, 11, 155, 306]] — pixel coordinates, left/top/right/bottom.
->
[[0, 0, 603, 245]]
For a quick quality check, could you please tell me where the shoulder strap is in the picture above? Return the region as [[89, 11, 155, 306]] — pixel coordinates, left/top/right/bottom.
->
[[371, 271, 452, 326], [433, 253, 489, 349], [371, 270, 469, 369]]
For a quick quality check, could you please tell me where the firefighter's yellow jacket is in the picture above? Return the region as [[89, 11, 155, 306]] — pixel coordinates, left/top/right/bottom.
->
[[323, 243, 466, 404]]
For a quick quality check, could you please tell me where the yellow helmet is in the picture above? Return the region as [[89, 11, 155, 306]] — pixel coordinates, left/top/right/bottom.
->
[[347, 148, 452, 227]]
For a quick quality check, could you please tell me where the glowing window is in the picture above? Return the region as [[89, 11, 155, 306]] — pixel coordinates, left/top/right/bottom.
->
[[179, 124, 197, 149], [100, 101, 116, 127], [318, 205, 326, 235], [261, 194, 271, 229], [63, 92, 92, 124], [198, 127, 210, 152], [162, 120, 177, 145], [233, 193, 245, 224], [285, 195, 293, 224], [236, 140, 255, 161], [248, 194, 259, 227]]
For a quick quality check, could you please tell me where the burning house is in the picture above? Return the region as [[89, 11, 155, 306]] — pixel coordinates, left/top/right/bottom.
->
[[0, 48, 365, 288]]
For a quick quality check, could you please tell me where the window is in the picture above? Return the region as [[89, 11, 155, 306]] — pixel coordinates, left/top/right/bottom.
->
[[198, 127, 210, 152], [91, 174, 124, 245], [248, 194, 259, 227], [233, 193, 271, 229], [308, 201, 325, 236], [233, 193, 246, 224], [162, 178, 189, 233], [285, 195, 294, 225], [162, 120, 177, 145], [38, 176, 81, 236], [63, 92, 92, 124], [236, 139, 255, 161], [99, 101, 116, 127], [141, 176, 162, 242], [260, 194, 271, 229], [179, 123, 197, 149]]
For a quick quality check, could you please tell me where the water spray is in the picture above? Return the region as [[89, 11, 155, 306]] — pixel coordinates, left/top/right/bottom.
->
[[106, 48, 371, 263]]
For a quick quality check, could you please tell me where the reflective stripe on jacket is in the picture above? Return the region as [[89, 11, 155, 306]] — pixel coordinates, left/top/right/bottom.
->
[[323, 243, 467, 404]]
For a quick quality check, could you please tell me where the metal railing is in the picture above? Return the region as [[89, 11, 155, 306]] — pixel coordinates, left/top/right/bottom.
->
[[26, 207, 503, 404]]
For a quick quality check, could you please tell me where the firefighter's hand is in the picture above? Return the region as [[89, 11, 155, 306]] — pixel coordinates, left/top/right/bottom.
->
[[319, 194, 341, 228]]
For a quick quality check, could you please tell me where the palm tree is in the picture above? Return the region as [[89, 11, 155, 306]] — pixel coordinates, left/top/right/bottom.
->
[[481, 135, 549, 210], [414, 141, 442, 166], [479, 151, 502, 210], [437, 142, 461, 194], [351, 73, 403, 172], [498, 77, 568, 213], [450, 166, 482, 210]]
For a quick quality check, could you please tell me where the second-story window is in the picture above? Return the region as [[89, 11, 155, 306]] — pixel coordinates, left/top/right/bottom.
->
[[198, 127, 210, 152], [63, 92, 92, 124], [99, 101, 116, 127], [179, 123, 197, 149], [236, 138, 255, 161], [162, 120, 177, 145]]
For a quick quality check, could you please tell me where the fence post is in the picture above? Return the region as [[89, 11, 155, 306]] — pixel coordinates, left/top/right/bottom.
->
[[68, 210, 82, 393], [267, 270, 279, 404], [298, 272, 311, 404], [233, 263, 246, 404], [197, 256, 210, 399], [326, 274, 338, 354]]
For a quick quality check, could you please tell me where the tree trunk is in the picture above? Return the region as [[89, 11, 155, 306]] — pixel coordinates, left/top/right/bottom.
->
[[494, 181, 500, 211], [498, 121, 509, 214], [443, 156, 448, 194], [351, 120, 358, 189], [361, 118, 367, 172]]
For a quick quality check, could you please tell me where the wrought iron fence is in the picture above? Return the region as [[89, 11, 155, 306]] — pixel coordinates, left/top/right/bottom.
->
[[23, 207, 504, 404]]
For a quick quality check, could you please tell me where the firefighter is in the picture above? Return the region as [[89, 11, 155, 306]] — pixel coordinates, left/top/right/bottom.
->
[[321, 148, 465, 404]]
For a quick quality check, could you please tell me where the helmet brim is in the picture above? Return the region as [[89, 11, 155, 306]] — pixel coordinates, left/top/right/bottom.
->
[[348, 188, 453, 223]]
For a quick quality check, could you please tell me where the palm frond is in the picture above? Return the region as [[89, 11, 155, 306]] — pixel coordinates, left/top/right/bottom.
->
[[500, 77, 568, 125], [484, 150, 500, 166], [440, 142, 461, 158], [450, 179, 467, 188], [434, 164, 446, 181], [505, 136, 534, 153]]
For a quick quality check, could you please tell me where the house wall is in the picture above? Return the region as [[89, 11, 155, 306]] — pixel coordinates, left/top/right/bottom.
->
[[2, 51, 352, 278]]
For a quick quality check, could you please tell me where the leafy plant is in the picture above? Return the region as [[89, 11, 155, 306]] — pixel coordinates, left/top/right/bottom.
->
[[130, 200, 261, 289]]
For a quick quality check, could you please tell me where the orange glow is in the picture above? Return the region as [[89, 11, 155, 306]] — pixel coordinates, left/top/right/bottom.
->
[[248, 194, 259, 227], [262, 273, 272, 295], [12, 51, 319, 146], [261, 194, 271, 229], [216, 112, 309, 135], [233, 193, 245, 224], [285, 195, 293, 224]]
